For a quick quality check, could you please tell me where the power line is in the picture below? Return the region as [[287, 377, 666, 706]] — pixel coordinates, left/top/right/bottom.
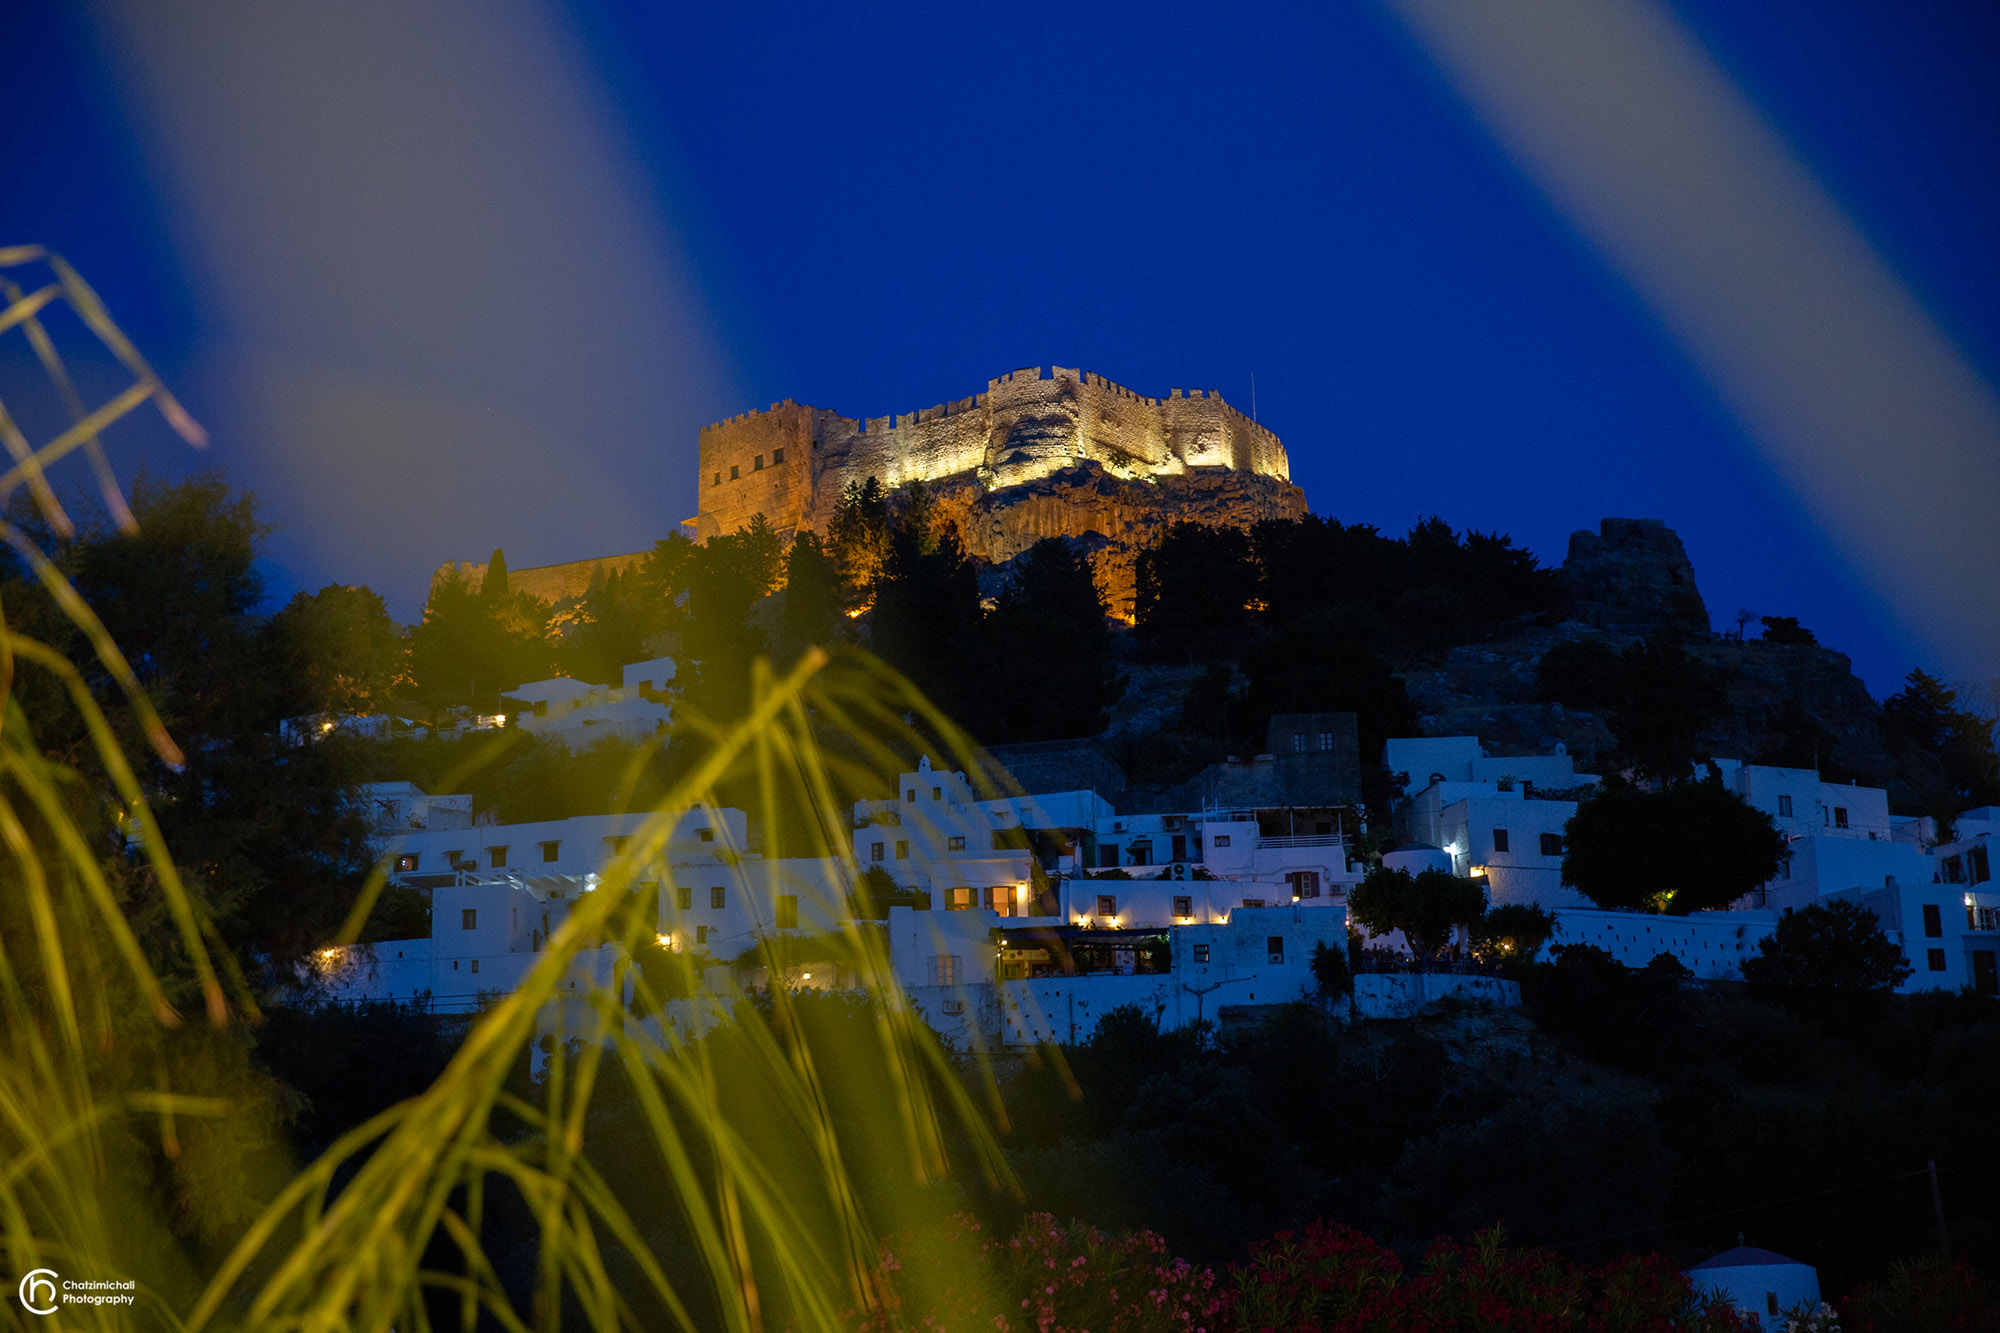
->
[[1549, 1167, 1934, 1253]]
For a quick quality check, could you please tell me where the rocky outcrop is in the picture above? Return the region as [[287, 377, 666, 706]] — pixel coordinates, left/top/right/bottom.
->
[[939, 462, 1307, 617], [1561, 518, 1708, 632]]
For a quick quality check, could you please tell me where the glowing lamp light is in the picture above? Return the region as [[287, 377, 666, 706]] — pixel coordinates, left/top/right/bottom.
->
[[802, 971, 812, 981], [1469, 865, 1489, 877], [656, 932, 673, 949]]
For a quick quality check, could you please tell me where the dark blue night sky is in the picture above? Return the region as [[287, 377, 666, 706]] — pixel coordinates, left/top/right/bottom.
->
[[4, 1, 1997, 696]]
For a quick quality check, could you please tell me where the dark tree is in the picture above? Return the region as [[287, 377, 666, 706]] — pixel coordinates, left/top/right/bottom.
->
[[679, 515, 784, 719], [1606, 633, 1728, 783], [1562, 779, 1785, 914], [269, 584, 405, 718], [984, 538, 1126, 742], [1741, 900, 1913, 995], [1882, 669, 2000, 830], [1234, 615, 1416, 763], [1310, 938, 1352, 998], [1759, 615, 1818, 646], [1133, 521, 1257, 661], [776, 530, 842, 664], [1475, 903, 1557, 967], [867, 498, 984, 724], [407, 565, 548, 713], [1348, 865, 1486, 962], [1537, 638, 1623, 709]]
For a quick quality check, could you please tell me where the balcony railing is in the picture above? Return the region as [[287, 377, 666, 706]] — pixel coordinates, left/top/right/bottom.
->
[[1257, 834, 1345, 849]]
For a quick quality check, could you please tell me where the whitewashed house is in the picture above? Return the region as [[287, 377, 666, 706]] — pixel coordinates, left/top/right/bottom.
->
[[503, 656, 674, 751], [1686, 1246, 1821, 1332]]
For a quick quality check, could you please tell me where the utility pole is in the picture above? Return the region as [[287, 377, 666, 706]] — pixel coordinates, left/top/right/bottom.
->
[[1928, 1159, 1952, 1264]]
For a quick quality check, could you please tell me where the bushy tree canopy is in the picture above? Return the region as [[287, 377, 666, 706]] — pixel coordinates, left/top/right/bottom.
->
[[1562, 779, 1786, 914], [1348, 864, 1486, 960], [1741, 899, 1913, 995]]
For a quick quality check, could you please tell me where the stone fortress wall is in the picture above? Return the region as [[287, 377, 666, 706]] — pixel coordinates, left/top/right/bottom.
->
[[690, 366, 1292, 545], [433, 551, 650, 603]]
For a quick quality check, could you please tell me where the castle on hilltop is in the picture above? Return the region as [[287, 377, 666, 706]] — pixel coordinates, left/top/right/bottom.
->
[[687, 365, 1305, 613], [434, 366, 1306, 618]]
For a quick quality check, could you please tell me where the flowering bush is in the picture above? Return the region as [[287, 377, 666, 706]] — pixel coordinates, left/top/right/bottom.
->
[[853, 1213, 1231, 1333], [856, 1215, 1752, 1332], [1231, 1222, 1750, 1332]]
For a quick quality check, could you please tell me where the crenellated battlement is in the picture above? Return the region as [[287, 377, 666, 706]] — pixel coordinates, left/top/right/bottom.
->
[[690, 364, 1289, 548]]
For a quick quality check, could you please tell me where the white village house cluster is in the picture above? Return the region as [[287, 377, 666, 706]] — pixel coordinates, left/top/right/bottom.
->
[[311, 651, 2000, 1048]]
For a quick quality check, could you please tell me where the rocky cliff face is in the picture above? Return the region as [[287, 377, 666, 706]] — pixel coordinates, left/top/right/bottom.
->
[[1562, 518, 1708, 632], [935, 462, 1308, 617]]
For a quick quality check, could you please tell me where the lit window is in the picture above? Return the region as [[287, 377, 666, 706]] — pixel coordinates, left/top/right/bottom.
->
[[1778, 794, 1793, 817], [948, 836, 965, 851], [1287, 871, 1320, 899], [461, 908, 477, 930], [1193, 943, 1210, 964], [928, 955, 960, 985], [540, 840, 560, 863], [947, 887, 974, 910], [710, 886, 726, 909], [395, 853, 419, 873], [1492, 829, 1510, 853]]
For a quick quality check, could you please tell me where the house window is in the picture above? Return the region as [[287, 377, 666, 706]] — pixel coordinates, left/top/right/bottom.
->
[[540, 840, 560, 862], [729, 464, 740, 480], [1928, 948, 1948, 972], [677, 885, 692, 911], [1268, 936, 1285, 964], [1097, 895, 1117, 918], [775, 895, 798, 930], [1942, 855, 1966, 884], [1292, 734, 1307, 753], [461, 908, 477, 930], [488, 846, 508, 868], [710, 886, 726, 909], [1173, 895, 1193, 918], [1766, 1293, 1780, 1318], [1287, 871, 1320, 899], [1778, 794, 1793, 817], [870, 841, 885, 863], [395, 853, 419, 873], [712, 471, 721, 487], [1213, 835, 1231, 848], [1492, 829, 1510, 853], [932, 786, 942, 800], [1923, 903, 1943, 938], [1127, 840, 1153, 865], [752, 453, 764, 471], [928, 955, 960, 986], [896, 840, 909, 859], [445, 849, 465, 868], [1834, 806, 1849, 829], [696, 925, 709, 944], [773, 447, 785, 464], [906, 788, 916, 802], [605, 836, 630, 855], [984, 885, 1014, 916], [948, 836, 966, 851], [1241, 898, 1266, 909], [947, 887, 974, 910], [1318, 731, 1334, 751], [1193, 943, 1211, 964], [699, 828, 715, 843], [470, 958, 479, 974], [1100, 844, 1118, 868], [1540, 833, 1563, 856], [1970, 845, 1991, 884]]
